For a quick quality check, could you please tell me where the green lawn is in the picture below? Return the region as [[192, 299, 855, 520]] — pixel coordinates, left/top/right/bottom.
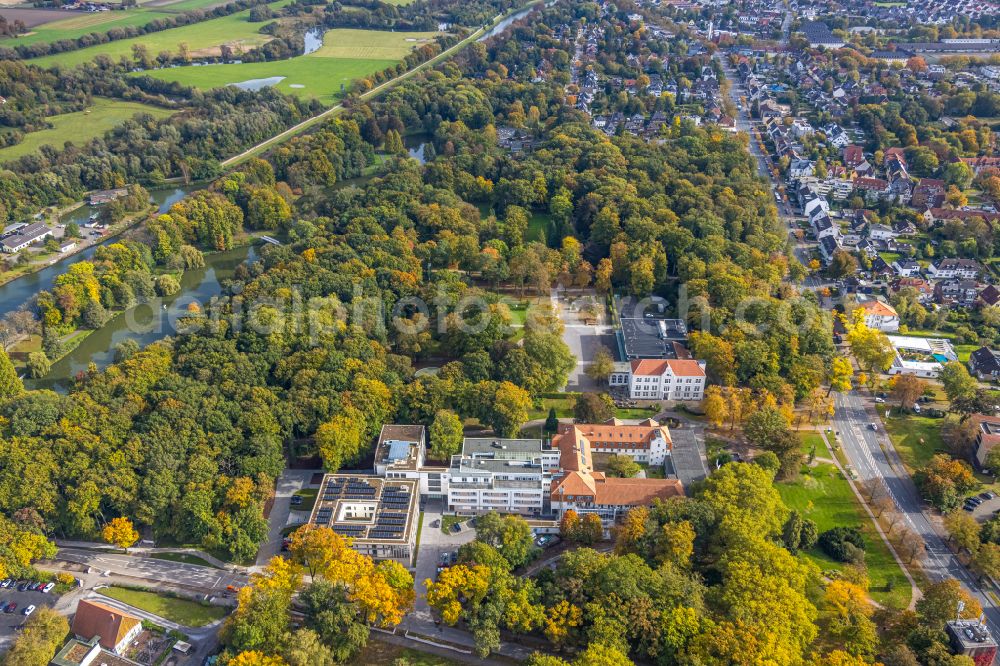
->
[[527, 394, 577, 420], [800, 431, 831, 458], [526, 211, 552, 244], [883, 412, 947, 471], [291, 487, 317, 512], [0, 97, 173, 161], [777, 463, 911, 608], [616, 407, 659, 420], [440, 515, 464, 535], [150, 552, 221, 568], [100, 586, 228, 626], [29, 1, 293, 67]]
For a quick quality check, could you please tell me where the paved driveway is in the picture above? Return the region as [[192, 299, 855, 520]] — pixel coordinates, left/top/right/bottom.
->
[[257, 468, 318, 567], [410, 504, 476, 623], [552, 288, 617, 391]]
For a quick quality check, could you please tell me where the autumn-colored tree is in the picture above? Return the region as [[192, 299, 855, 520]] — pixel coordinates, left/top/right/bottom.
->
[[656, 520, 695, 568], [102, 517, 139, 551], [0, 347, 23, 400], [559, 509, 580, 540], [846, 310, 894, 378], [972, 542, 1000, 583], [543, 599, 582, 647], [890, 374, 926, 411], [585, 346, 615, 384], [425, 564, 491, 625], [613, 506, 648, 555], [702, 385, 729, 428], [916, 578, 982, 629], [827, 356, 853, 396], [3, 607, 69, 666], [576, 513, 604, 545], [944, 510, 982, 553], [821, 580, 878, 658], [230, 651, 288, 666]]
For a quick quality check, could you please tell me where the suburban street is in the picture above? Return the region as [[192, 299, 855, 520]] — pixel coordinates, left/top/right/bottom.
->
[[833, 391, 1000, 631]]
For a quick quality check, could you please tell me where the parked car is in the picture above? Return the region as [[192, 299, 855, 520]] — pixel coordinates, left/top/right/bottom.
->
[[42, 582, 55, 594], [290, 495, 303, 506], [33, 582, 45, 591], [450, 552, 458, 565], [450, 522, 462, 533], [17, 582, 30, 591], [430, 519, 440, 528], [0, 579, 11, 588], [23, 605, 34, 616], [981, 492, 996, 501], [4, 602, 16, 613], [964, 504, 976, 512], [874, 397, 885, 404]]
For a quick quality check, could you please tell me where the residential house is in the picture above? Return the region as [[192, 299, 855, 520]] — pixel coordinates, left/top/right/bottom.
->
[[892, 277, 934, 302], [869, 223, 898, 241], [856, 299, 900, 331], [891, 259, 921, 277], [978, 284, 1000, 308], [819, 235, 842, 264], [926, 258, 982, 280], [969, 347, 1000, 380], [0, 222, 52, 254], [970, 413, 1000, 467], [71, 600, 143, 655], [934, 279, 980, 306]]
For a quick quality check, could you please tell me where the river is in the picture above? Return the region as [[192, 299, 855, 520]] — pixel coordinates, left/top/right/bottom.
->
[[0, 185, 197, 318], [477, 5, 536, 41], [27, 244, 257, 390]]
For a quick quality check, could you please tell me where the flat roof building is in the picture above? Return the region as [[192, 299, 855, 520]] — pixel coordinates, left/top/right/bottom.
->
[[945, 620, 997, 664], [308, 474, 419, 566]]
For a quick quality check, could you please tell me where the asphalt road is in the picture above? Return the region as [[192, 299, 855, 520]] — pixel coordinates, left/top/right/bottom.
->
[[57, 549, 247, 592], [833, 391, 1000, 632]]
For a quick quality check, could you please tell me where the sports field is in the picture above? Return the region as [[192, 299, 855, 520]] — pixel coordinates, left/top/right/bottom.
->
[[142, 28, 437, 105], [0, 98, 173, 162], [28, 1, 290, 67], [0, 0, 230, 47]]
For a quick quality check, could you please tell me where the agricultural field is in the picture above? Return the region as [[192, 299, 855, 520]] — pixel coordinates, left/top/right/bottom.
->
[[142, 28, 437, 105], [0, 0, 225, 48], [26, 0, 291, 67], [0, 97, 173, 162], [309, 28, 440, 60]]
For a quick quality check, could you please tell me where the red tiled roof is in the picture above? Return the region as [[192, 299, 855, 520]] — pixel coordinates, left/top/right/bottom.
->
[[630, 359, 705, 377]]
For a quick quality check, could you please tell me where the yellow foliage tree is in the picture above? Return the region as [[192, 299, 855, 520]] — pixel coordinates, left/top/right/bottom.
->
[[425, 564, 491, 625], [230, 651, 288, 666], [543, 600, 582, 647], [102, 517, 139, 551]]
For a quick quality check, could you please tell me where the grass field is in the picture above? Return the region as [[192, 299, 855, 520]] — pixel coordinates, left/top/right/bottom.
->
[[148, 29, 433, 104], [0, 98, 173, 162], [29, 1, 291, 67], [883, 411, 948, 471], [777, 463, 911, 607], [0, 0, 233, 48], [141, 28, 432, 104], [800, 431, 831, 458], [100, 586, 228, 626], [309, 28, 440, 60]]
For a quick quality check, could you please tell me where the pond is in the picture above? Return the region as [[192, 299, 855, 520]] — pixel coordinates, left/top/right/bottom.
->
[[28, 244, 258, 390], [230, 76, 286, 91], [303, 28, 324, 55]]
